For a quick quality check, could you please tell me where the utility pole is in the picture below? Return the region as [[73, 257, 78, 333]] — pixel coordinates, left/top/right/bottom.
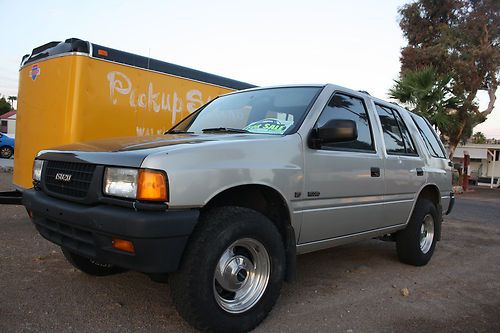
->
[[462, 151, 470, 192], [491, 149, 497, 189]]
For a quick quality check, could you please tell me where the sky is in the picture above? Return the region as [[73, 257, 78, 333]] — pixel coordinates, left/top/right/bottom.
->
[[0, 0, 498, 137]]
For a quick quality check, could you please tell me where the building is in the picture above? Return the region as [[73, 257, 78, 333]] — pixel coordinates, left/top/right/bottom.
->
[[454, 144, 500, 188], [0, 110, 16, 137]]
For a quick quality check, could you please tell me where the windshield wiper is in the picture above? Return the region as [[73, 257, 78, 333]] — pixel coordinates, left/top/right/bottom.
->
[[166, 129, 194, 134], [201, 127, 249, 133]]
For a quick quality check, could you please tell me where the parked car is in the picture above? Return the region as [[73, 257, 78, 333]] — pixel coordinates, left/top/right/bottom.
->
[[23, 84, 454, 332], [0, 133, 15, 159]]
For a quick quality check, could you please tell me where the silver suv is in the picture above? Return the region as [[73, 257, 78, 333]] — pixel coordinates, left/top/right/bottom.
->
[[24, 84, 454, 332]]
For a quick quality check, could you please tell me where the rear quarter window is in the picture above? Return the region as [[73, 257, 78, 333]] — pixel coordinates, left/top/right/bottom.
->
[[411, 114, 447, 158]]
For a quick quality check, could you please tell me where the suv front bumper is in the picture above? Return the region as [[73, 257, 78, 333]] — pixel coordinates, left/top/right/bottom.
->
[[23, 189, 199, 273]]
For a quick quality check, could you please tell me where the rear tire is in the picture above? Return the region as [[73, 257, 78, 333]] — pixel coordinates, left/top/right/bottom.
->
[[0, 146, 13, 159], [61, 248, 127, 276], [396, 199, 438, 266], [170, 206, 285, 333]]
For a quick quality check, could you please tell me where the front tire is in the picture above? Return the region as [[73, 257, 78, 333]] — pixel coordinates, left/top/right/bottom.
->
[[61, 248, 127, 276], [170, 206, 285, 333], [396, 199, 438, 266], [0, 146, 13, 159]]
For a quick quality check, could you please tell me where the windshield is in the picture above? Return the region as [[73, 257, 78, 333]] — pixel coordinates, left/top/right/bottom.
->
[[170, 87, 322, 135]]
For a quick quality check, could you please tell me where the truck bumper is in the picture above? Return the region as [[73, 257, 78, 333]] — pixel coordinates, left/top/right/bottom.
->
[[0, 190, 23, 205], [22, 189, 200, 273], [445, 192, 455, 215]]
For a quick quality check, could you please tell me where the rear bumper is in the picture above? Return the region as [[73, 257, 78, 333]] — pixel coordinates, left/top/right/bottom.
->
[[23, 189, 199, 273], [445, 192, 455, 215]]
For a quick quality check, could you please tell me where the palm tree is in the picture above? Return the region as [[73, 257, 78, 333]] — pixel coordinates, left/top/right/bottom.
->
[[471, 132, 486, 144], [389, 67, 463, 134], [7, 96, 17, 109]]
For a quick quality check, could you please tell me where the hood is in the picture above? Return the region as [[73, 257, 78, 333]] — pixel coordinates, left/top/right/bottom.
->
[[47, 133, 277, 152], [36, 133, 278, 167]]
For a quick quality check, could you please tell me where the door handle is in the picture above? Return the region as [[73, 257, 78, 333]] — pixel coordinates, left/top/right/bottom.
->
[[416, 168, 424, 176], [370, 167, 380, 177]]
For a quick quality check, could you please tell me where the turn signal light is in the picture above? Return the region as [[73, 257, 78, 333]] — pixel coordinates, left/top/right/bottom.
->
[[112, 238, 135, 253], [137, 169, 168, 201]]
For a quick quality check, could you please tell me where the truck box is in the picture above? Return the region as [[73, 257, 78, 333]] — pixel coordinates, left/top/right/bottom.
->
[[13, 38, 254, 189]]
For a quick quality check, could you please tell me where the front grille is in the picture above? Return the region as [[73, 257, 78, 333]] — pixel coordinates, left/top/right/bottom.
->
[[34, 218, 96, 257], [44, 161, 96, 198]]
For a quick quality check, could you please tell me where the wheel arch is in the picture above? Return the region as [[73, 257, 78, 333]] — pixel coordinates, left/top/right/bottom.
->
[[202, 184, 297, 281], [417, 184, 441, 204], [411, 183, 442, 240]]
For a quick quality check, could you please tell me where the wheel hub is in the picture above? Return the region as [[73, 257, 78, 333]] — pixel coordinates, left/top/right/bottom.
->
[[419, 214, 435, 254], [218, 255, 252, 291], [213, 238, 270, 313]]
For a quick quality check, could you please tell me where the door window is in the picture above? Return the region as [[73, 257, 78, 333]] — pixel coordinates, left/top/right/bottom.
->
[[315, 93, 374, 152], [376, 104, 417, 156]]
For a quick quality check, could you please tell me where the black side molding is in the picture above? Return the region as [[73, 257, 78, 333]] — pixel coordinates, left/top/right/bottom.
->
[[0, 190, 23, 205]]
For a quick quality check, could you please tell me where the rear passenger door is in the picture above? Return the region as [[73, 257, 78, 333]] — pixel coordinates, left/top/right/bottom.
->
[[299, 92, 385, 243], [375, 104, 426, 225]]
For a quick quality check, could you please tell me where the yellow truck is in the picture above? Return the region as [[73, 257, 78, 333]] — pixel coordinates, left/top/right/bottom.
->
[[1, 38, 253, 202]]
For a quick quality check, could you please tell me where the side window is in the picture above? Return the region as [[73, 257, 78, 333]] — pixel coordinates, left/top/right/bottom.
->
[[375, 104, 417, 156], [411, 114, 447, 158], [393, 110, 417, 155], [315, 93, 374, 152]]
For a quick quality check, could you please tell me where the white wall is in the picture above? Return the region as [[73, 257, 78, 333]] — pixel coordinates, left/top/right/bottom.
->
[[486, 151, 500, 178], [454, 147, 488, 159], [7, 118, 15, 137]]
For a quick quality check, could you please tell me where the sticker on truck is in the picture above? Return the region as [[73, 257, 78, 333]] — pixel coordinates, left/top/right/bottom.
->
[[244, 118, 293, 134], [29, 64, 40, 80]]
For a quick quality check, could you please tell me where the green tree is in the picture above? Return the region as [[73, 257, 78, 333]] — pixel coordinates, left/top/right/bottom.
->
[[471, 131, 486, 144], [397, 0, 500, 158], [389, 67, 462, 133], [7, 96, 17, 108], [0, 97, 11, 115]]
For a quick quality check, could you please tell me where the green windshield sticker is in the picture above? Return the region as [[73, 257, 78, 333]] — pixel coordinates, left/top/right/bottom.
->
[[244, 118, 294, 134]]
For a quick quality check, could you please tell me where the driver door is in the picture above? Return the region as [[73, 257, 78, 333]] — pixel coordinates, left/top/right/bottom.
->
[[298, 92, 385, 243]]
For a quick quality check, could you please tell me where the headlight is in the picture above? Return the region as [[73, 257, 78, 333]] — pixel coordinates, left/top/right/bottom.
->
[[103, 167, 168, 201], [33, 160, 44, 182], [103, 168, 138, 199]]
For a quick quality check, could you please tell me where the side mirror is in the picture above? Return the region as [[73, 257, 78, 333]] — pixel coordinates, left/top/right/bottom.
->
[[310, 119, 358, 148]]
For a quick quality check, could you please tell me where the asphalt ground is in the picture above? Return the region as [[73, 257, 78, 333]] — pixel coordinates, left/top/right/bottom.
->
[[1, 171, 499, 332], [0, 157, 14, 170]]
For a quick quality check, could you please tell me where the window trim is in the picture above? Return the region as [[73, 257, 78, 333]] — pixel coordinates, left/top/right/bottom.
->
[[312, 91, 376, 153]]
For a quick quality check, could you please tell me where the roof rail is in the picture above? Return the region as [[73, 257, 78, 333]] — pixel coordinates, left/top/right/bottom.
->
[[358, 90, 371, 95]]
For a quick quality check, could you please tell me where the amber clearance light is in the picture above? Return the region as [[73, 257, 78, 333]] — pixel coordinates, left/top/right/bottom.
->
[[112, 238, 135, 253], [137, 169, 168, 201]]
